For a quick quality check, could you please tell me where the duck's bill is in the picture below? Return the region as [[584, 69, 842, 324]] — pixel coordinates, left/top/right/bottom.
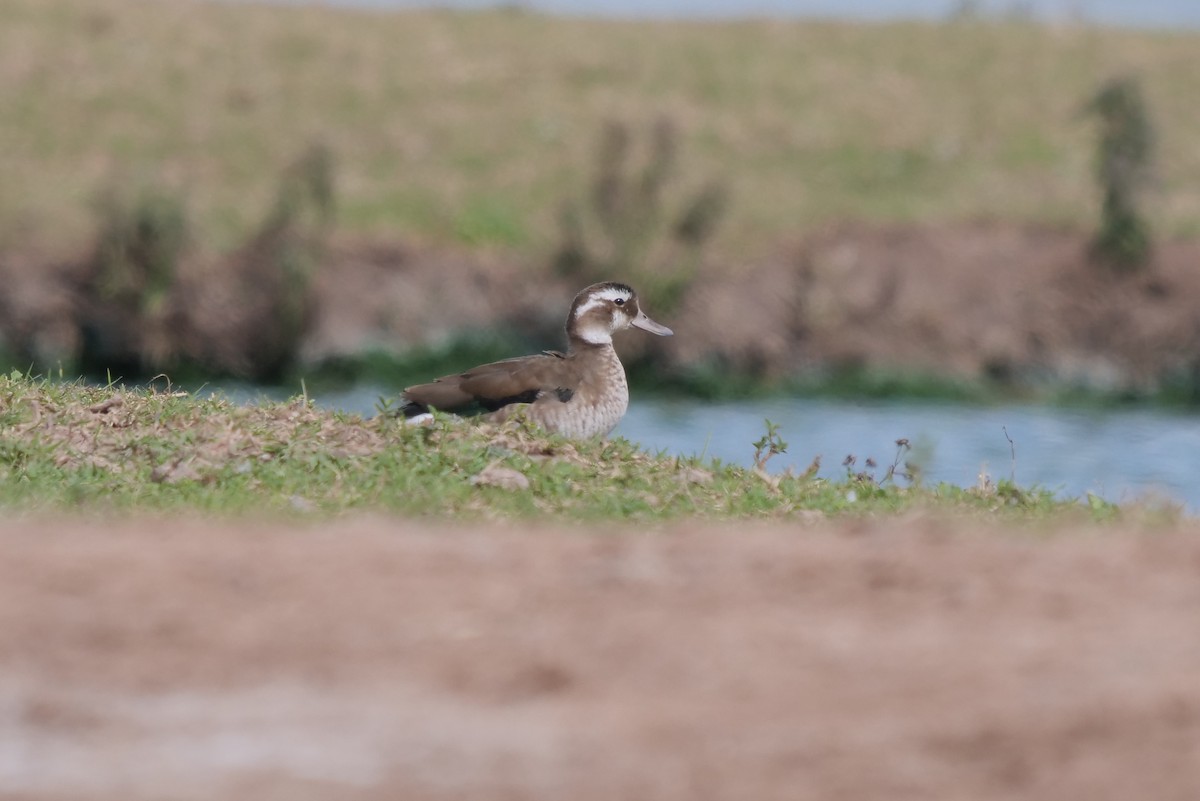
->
[[632, 311, 673, 336]]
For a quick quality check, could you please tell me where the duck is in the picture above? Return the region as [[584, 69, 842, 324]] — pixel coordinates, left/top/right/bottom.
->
[[398, 282, 672, 439]]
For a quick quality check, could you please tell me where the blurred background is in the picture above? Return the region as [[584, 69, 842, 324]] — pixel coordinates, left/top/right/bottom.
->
[[263, 0, 1200, 28], [1, 0, 1198, 506]]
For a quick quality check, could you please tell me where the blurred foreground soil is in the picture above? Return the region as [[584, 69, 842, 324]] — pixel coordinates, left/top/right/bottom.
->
[[2, 517, 1199, 800]]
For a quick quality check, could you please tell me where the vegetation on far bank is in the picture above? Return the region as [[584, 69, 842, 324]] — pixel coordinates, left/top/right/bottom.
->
[[4, 0, 1200, 402], [0, 374, 1131, 522]]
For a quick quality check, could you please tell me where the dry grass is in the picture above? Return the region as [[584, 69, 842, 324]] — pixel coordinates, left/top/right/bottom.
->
[[2, 0, 1199, 259], [1, 373, 1106, 519]]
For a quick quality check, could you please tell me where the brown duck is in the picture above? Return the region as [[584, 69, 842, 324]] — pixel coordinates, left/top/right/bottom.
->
[[399, 282, 673, 438]]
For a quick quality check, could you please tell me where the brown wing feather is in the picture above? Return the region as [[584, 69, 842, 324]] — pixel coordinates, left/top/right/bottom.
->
[[403, 352, 582, 413]]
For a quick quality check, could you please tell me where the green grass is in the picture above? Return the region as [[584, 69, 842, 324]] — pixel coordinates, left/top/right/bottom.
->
[[0, 373, 1125, 522], [3, 0, 1200, 256]]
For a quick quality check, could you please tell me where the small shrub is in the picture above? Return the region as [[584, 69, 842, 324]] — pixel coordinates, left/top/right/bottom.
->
[[1085, 75, 1155, 271], [77, 144, 338, 383], [93, 185, 187, 312], [554, 117, 727, 314], [227, 142, 337, 380], [80, 182, 190, 375], [752, 419, 788, 470]]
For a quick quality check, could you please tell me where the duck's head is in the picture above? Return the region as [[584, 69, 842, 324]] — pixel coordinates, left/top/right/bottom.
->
[[567, 282, 673, 346]]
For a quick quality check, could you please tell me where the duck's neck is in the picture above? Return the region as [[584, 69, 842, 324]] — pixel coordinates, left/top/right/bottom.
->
[[566, 331, 616, 354], [568, 335, 629, 411]]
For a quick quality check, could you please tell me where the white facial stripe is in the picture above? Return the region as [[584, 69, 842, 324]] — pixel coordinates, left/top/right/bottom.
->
[[573, 287, 633, 320]]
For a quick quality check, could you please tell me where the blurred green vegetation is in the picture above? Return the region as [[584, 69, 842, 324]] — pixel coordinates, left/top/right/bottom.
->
[[553, 118, 727, 314], [1086, 75, 1156, 271], [2, 0, 1199, 259], [4, 1, 1200, 403]]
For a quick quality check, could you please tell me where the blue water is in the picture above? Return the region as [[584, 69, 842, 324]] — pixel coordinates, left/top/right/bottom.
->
[[249, 0, 1200, 29], [300, 386, 1200, 511], [616, 399, 1200, 511]]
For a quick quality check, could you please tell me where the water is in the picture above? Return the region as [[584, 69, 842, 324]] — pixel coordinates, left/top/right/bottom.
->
[[251, 0, 1200, 30], [304, 386, 1200, 511], [616, 399, 1200, 511]]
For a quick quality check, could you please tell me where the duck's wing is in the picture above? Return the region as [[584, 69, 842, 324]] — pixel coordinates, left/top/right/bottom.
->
[[402, 351, 580, 416]]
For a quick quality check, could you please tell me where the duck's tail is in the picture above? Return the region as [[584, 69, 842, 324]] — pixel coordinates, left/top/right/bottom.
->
[[397, 399, 430, 419], [383, 398, 433, 424]]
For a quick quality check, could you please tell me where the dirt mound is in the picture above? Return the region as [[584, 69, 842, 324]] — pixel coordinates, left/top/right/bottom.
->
[[301, 237, 569, 362], [666, 221, 1200, 392], [2, 517, 1200, 800], [5, 222, 1200, 394]]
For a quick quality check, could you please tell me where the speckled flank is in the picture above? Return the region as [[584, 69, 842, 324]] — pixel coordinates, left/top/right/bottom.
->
[[488, 345, 629, 439]]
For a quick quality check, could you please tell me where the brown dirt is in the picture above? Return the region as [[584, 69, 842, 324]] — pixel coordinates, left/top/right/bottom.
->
[[7, 221, 1200, 392], [305, 222, 1200, 394], [3, 516, 1200, 800], [667, 221, 1200, 390]]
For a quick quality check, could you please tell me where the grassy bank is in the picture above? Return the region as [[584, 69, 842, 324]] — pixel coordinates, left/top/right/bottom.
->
[[0, 373, 1120, 521], [2, 0, 1199, 258]]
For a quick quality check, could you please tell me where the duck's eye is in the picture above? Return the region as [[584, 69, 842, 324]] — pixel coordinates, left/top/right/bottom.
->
[[614, 298, 626, 306]]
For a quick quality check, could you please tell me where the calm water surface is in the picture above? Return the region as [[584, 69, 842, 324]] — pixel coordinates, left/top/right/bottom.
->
[[305, 387, 1200, 511], [616, 399, 1200, 511]]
